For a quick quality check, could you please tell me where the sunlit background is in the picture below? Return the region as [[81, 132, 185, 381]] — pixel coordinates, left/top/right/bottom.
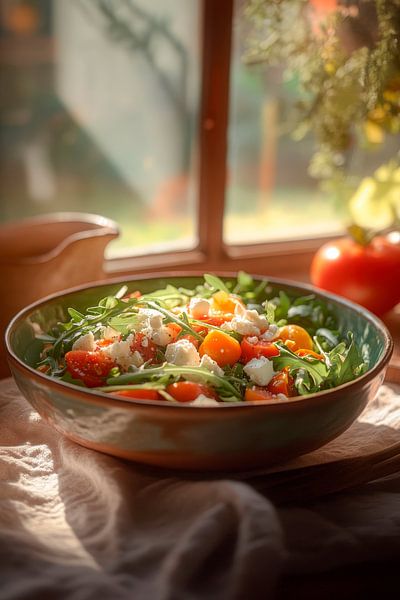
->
[[0, 0, 395, 257]]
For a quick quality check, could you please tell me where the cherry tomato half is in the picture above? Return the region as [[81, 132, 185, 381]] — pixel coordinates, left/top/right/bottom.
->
[[277, 325, 313, 351], [267, 368, 295, 397], [130, 332, 157, 363], [166, 381, 218, 403], [65, 350, 116, 387], [310, 233, 400, 315], [240, 337, 280, 363], [198, 330, 241, 367]]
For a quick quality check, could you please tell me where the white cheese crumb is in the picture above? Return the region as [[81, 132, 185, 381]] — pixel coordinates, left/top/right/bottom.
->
[[133, 308, 164, 333], [164, 339, 200, 366], [131, 351, 144, 367], [188, 297, 210, 319], [151, 325, 173, 347], [72, 332, 96, 352], [226, 304, 269, 336], [101, 334, 140, 371], [244, 356, 275, 386], [199, 354, 224, 377], [190, 394, 220, 407], [259, 324, 279, 341]]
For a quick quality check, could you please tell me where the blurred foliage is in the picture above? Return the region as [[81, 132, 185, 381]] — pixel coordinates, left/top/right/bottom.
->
[[245, 0, 400, 227]]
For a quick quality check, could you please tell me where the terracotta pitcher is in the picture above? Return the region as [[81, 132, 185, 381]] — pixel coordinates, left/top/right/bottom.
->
[[0, 212, 119, 378]]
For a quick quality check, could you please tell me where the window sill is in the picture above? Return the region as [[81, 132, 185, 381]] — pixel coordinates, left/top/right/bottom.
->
[[104, 236, 337, 283]]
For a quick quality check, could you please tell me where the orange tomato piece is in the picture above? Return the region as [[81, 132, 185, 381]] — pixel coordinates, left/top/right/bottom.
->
[[244, 386, 277, 402], [166, 323, 183, 341], [296, 348, 324, 360], [211, 291, 243, 314], [198, 330, 241, 367], [166, 381, 217, 403], [277, 324, 313, 351], [109, 389, 162, 400]]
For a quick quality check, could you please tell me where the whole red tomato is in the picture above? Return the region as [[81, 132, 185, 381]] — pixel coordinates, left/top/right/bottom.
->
[[310, 232, 400, 315]]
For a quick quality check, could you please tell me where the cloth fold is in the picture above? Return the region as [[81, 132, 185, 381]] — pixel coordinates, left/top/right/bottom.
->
[[1, 378, 400, 599]]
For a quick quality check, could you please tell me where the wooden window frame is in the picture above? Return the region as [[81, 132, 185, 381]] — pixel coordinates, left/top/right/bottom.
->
[[107, 0, 333, 282]]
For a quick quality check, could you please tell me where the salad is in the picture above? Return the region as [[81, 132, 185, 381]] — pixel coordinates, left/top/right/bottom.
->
[[35, 273, 368, 405]]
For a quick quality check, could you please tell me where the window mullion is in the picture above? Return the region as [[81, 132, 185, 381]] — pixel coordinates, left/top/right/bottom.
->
[[197, 0, 233, 262]]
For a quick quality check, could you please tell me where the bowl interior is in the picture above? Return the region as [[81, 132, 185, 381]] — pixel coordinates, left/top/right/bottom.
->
[[8, 275, 389, 379]]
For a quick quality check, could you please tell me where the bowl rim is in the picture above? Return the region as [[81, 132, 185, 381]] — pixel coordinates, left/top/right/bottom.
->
[[5, 271, 394, 411]]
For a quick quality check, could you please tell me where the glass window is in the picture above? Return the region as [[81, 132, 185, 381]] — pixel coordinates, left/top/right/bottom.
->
[[0, 0, 201, 257], [225, 0, 344, 245]]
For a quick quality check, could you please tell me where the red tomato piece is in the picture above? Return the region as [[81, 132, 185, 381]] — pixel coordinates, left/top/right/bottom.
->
[[267, 368, 295, 397], [109, 389, 162, 401], [240, 337, 280, 363], [180, 325, 208, 349], [166, 381, 218, 403], [130, 332, 157, 363], [310, 233, 400, 315], [199, 314, 234, 327], [65, 350, 116, 388]]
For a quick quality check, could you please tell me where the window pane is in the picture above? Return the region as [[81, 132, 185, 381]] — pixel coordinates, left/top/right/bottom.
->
[[225, 1, 344, 245], [0, 0, 200, 257]]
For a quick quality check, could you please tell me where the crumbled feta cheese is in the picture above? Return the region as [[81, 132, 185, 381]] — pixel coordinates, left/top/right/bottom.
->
[[72, 332, 96, 352], [188, 297, 210, 319], [101, 334, 141, 371], [246, 336, 259, 345], [276, 393, 288, 401], [199, 354, 224, 377], [226, 304, 269, 336], [244, 356, 275, 386], [259, 324, 279, 341], [164, 339, 200, 366], [131, 308, 174, 346], [131, 350, 144, 367], [133, 308, 164, 332], [151, 325, 173, 346], [190, 394, 220, 407]]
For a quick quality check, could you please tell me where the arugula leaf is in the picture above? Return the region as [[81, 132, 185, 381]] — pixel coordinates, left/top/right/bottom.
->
[[204, 274, 230, 294], [143, 284, 189, 308], [145, 300, 204, 342], [235, 271, 254, 292], [272, 343, 329, 394], [325, 333, 368, 387], [67, 308, 85, 322], [272, 290, 291, 321], [108, 312, 140, 335], [263, 301, 275, 323], [314, 327, 339, 350]]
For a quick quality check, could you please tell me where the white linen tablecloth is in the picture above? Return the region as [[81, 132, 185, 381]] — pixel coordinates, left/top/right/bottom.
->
[[1, 378, 400, 600]]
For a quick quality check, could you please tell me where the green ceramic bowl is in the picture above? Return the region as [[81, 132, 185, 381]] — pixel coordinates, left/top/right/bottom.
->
[[5, 274, 393, 471]]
